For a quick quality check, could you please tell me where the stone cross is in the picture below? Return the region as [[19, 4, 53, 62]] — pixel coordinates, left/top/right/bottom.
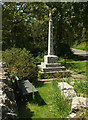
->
[[48, 11, 53, 55]]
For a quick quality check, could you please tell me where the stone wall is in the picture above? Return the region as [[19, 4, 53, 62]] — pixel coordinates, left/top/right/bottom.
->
[[0, 62, 18, 120], [58, 82, 88, 119]]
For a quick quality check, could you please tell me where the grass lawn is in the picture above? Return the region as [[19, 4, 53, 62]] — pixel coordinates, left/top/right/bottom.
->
[[17, 82, 71, 119], [66, 61, 87, 75], [58, 57, 88, 98], [58, 58, 88, 76], [16, 56, 88, 119], [73, 42, 88, 51]]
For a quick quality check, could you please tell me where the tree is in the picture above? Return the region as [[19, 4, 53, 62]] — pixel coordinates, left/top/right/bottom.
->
[[2, 2, 88, 57]]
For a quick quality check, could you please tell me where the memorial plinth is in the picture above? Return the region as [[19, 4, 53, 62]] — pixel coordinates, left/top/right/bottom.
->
[[38, 18, 69, 75], [44, 55, 58, 63]]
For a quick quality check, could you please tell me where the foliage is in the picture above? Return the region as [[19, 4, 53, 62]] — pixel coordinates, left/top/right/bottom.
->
[[74, 79, 88, 97], [58, 58, 87, 75], [73, 42, 88, 51], [2, 2, 88, 57], [55, 43, 73, 58], [2, 48, 38, 82]]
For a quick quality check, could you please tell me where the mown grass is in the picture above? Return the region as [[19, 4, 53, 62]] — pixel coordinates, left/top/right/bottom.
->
[[66, 61, 87, 75], [58, 58, 87, 75], [58, 57, 88, 98], [73, 42, 88, 51], [17, 82, 71, 119]]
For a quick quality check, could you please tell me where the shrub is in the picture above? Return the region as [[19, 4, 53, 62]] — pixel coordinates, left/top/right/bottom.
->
[[2, 48, 38, 83], [55, 43, 73, 58]]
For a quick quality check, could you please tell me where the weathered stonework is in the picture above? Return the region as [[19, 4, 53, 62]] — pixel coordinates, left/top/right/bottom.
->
[[72, 97, 88, 112], [44, 55, 58, 64], [48, 19, 53, 55], [58, 82, 77, 100], [0, 62, 18, 120]]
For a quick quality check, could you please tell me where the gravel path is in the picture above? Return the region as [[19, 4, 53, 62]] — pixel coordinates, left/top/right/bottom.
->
[[71, 48, 88, 57]]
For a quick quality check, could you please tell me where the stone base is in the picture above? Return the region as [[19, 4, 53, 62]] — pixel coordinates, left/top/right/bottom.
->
[[44, 55, 58, 63], [38, 70, 70, 79], [38, 64, 66, 72], [38, 55, 67, 73]]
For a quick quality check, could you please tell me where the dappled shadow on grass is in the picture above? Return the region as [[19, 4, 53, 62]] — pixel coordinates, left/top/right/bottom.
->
[[14, 89, 46, 119], [17, 104, 33, 120], [65, 62, 75, 69], [14, 84, 46, 108], [14, 92, 33, 119], [71, 54, 88, 61], [13, 79, 46, 105], [33, 80, 45, 88], [34, 92, 46, 106], [65, 62, 87, 75], [18, 92, 46, 106]]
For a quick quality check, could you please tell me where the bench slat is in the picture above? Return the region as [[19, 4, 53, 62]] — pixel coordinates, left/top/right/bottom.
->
[[19, 80, 38, 95]]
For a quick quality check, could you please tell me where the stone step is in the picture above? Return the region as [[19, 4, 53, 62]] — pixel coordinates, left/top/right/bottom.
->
[[38, 62, 61, 68], [44, 82, 52, 84], [39, 70, 70, 74], [38, 63, 61, 69], [42, 66, 66, 72], [38, 78, 58, 82], [45, 63, 61, 67]]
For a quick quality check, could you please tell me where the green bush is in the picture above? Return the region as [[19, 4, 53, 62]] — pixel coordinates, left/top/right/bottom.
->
[[2, 48, 38, 83], [55, 43, 73, 58]]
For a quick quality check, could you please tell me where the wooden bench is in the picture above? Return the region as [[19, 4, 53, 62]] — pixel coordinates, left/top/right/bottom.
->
[[15, 76, 38, 95]]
